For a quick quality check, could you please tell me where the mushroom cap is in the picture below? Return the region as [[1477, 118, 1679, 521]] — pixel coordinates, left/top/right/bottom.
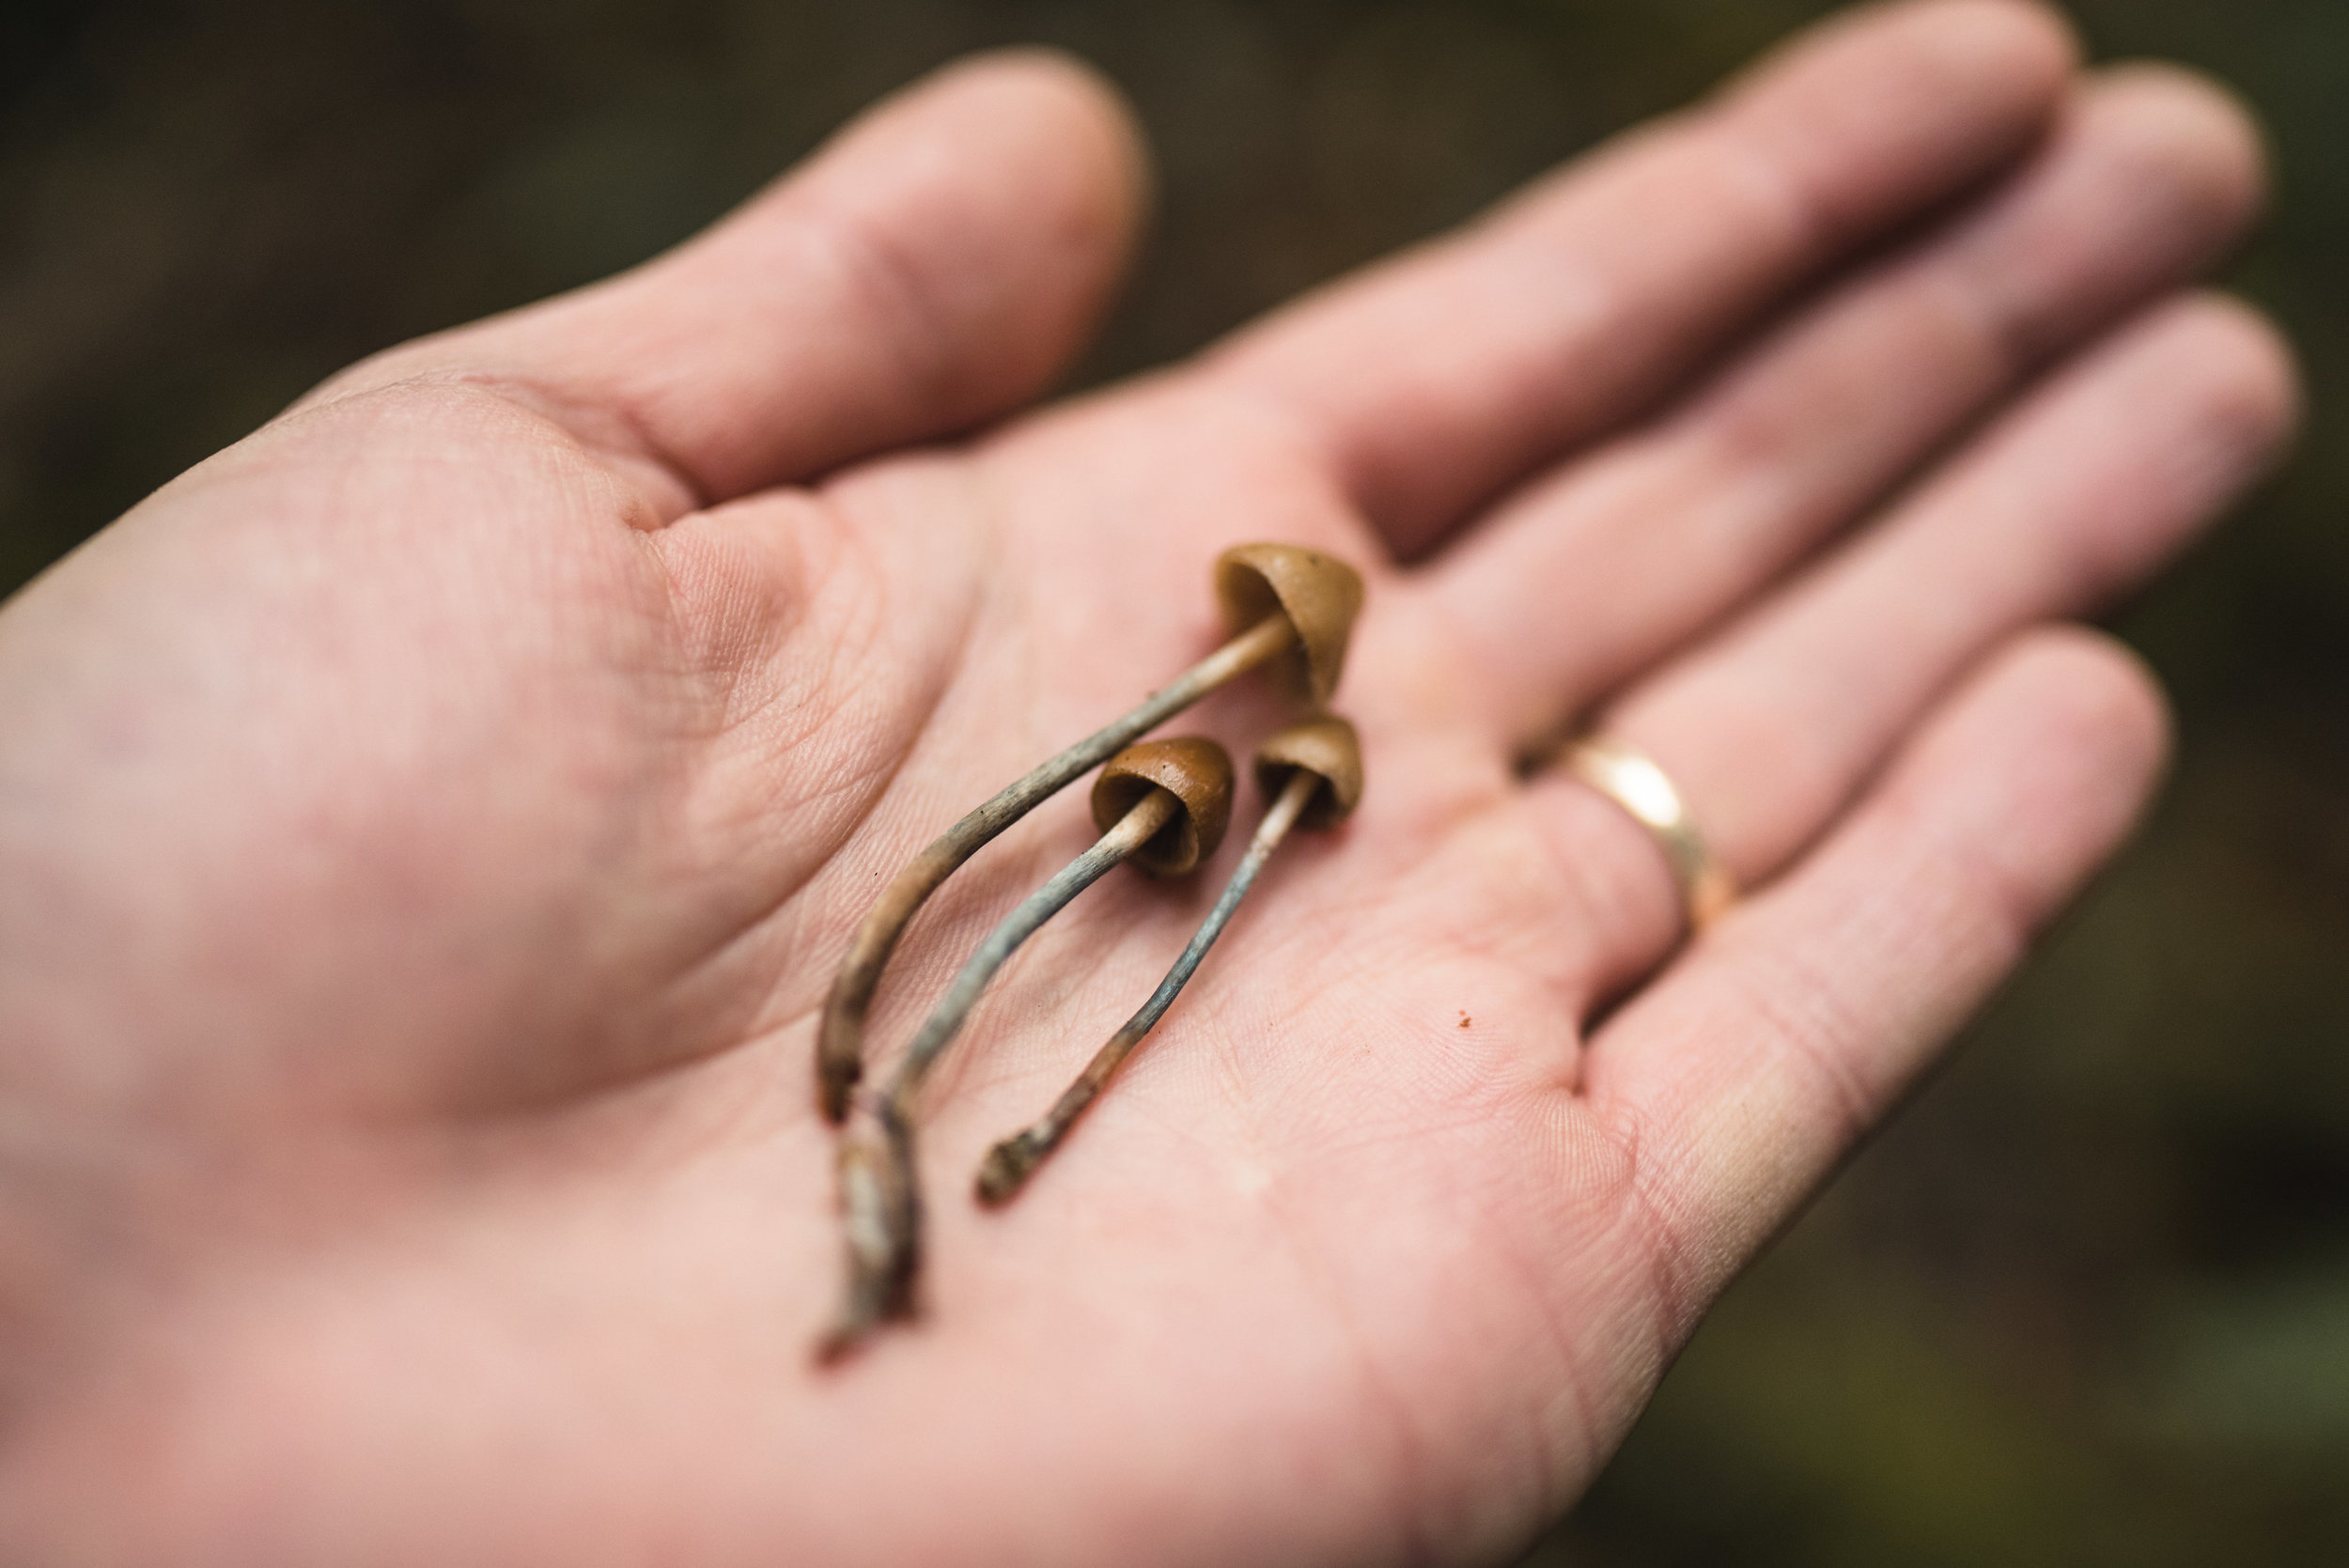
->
[[1253, 715, 1364, 832], [1215, 543, 1364, 705], [1092, 737, 1236, 877]]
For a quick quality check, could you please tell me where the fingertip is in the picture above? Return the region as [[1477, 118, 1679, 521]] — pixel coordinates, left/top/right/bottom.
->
[[1719, 0, 2079, 242], [2145, 290, 2306, 478], [1983, 624, 2174, 801], [2021, 290, 2302, 598], [2078, 61, 2272, 247], [1931, 0, 2082, 77], [1881, 0, 2082, 89], [1733, 0, 2078, 124], [795, 46, 1154, 309], [1893, 625, 2174, 937], [891, 48, 1156, 262]]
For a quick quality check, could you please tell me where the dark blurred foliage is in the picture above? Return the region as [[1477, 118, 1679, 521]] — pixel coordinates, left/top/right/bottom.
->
[[1, 2, 2342, 1561]]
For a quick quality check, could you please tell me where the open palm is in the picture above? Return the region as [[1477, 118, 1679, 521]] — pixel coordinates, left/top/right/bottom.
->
[[0, 4, 2295, 1563]]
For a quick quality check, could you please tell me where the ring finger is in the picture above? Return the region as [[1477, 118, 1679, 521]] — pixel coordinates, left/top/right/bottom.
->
[[1522, 289, 2297, 1004]]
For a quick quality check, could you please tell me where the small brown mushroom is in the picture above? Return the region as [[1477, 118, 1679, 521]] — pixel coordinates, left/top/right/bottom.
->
[[816, 545, 1362, 1123], [976, 716, 1363, 1205], [823, 738, 1236, 1354], [1213, 544, 1364, 706]]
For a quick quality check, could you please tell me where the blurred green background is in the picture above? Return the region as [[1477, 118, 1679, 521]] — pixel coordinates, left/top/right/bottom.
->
[[2, 1, 2341, 1560]]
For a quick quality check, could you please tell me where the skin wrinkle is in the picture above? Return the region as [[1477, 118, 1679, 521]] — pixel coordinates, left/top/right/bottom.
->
[[982, 987, 1417, 1560], [427, 554, 765, 1113], [501, 566, 863, 1109], [90, 393, 691, 1126], [437, 368, 711, 525], [1652, 728, 2065, 1168], [1291, 1080, 1525, 1172], [441, 475, 976, 1112], [1372, 1131, 1550, 1559], [650, 550, 983, 1074], [647, 490, 861, 744], [1206, 1050, 1602, 1555], [1578, 1090, 1710, 1391], [1742, 932, 1896, 1138], [243, 376, 635, 530], [294, 365, 704, 528], [1252, 1163, 1435, 1568], [1447, 1108, 1654, 1559], [786, 476, 1074, 1094], [910, 879, 1141, 1113], [1474, 1155, 1600, 1546], [1564, 636, 2173, 1394], [692, 508, 884, 765]]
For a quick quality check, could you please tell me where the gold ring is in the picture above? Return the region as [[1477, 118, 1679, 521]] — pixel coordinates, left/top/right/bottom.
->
[[1559, 735, 1735, 932]]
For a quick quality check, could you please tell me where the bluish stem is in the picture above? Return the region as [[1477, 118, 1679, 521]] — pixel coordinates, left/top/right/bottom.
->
[[977, 768, 1318, 1203]]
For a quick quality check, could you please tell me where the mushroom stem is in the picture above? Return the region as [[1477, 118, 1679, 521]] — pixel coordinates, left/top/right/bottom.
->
[[889, 788, 1179, 1115], [817, 613, 1296, 1121], [977, 768, 1319, 1205], [817, 1110, 917, 1361], [824, 786, 1182, 1347]]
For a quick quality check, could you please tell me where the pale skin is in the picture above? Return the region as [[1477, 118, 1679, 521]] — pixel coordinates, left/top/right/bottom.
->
[[0, 2, 2300, 1563]]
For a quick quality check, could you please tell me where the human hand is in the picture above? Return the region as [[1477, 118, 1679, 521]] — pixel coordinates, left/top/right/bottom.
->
[[0, 2, 2295, 1562]]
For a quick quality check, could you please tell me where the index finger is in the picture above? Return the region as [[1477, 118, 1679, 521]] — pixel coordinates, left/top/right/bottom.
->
[[1204, 0, 2078, 557]]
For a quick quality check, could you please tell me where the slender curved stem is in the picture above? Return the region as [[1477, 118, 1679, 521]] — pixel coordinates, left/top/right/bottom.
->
[[816, 613, 1297, 1121], [977, 768, 1318, 1204], [823, 789, 1180, 1348], [885, 790, 1177, 1120], [817, 1109, 916, 1362]]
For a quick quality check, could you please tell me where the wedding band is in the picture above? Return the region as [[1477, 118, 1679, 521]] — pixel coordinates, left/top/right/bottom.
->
[[1559, 735, 1736, 931]]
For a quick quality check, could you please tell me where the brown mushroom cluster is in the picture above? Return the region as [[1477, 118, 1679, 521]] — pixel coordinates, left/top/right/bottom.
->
[[818, 543, 1367, 1357]]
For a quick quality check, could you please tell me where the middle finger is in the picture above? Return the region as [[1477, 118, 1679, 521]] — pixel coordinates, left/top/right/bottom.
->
[[1420, 67, 2263, 744]]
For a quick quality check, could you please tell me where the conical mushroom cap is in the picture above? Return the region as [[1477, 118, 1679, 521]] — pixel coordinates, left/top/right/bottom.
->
[[1215, 543, 1364, 706], [1253, 716, 1363, 832], [1092, 737, 1236, 877]]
